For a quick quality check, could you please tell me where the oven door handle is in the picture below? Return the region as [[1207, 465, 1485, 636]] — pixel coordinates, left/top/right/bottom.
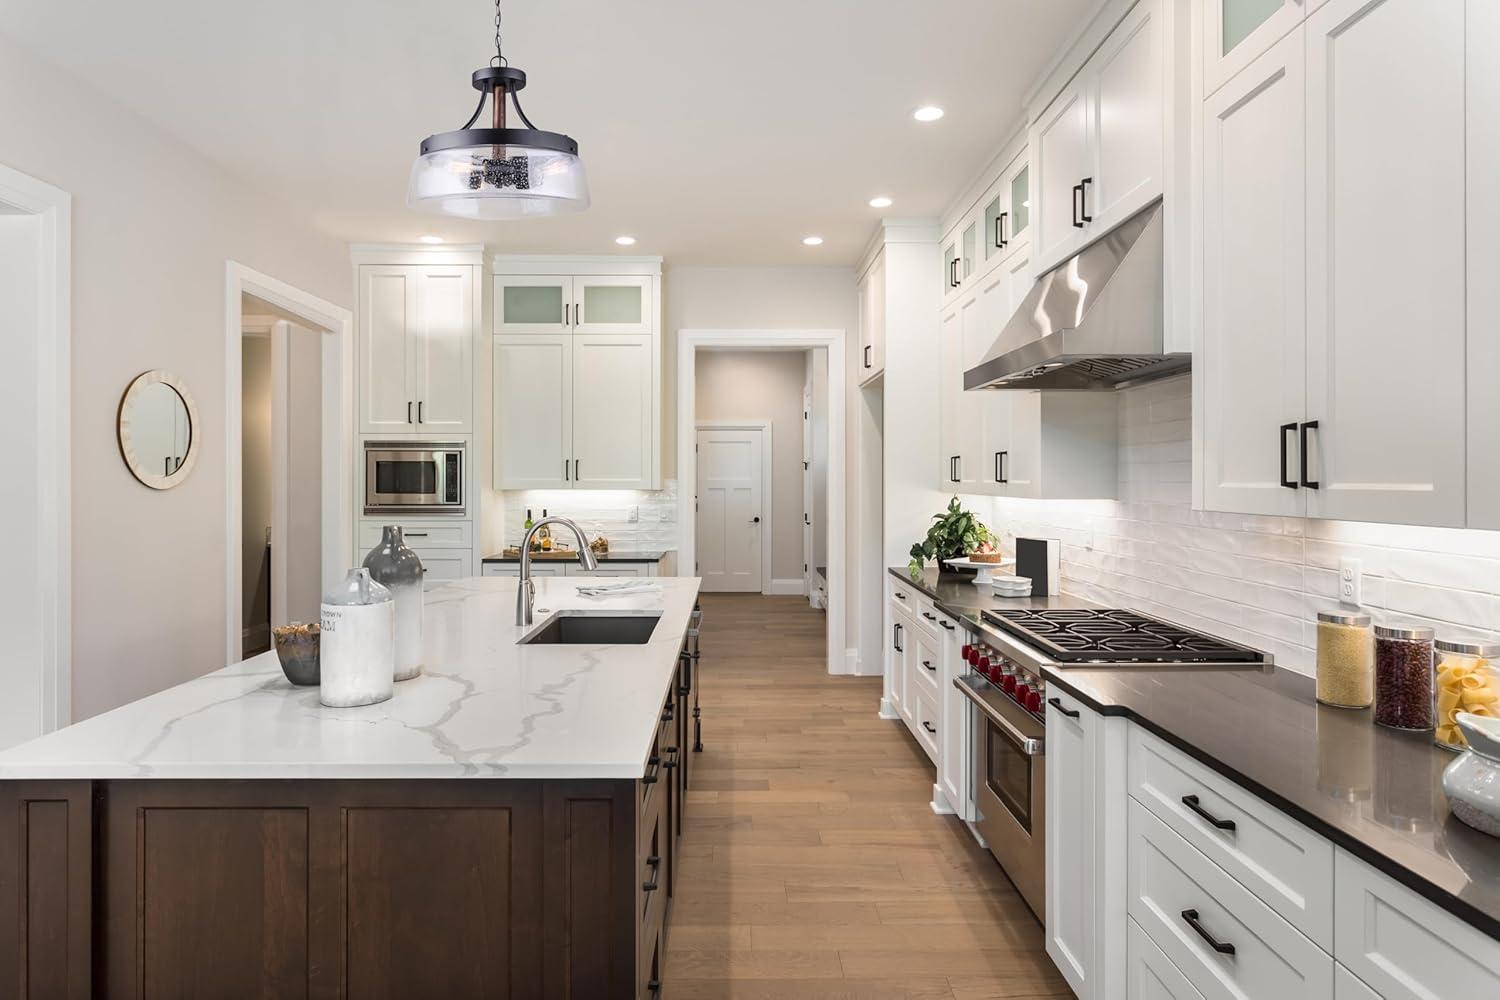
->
[[955, 678, 1044, 756]]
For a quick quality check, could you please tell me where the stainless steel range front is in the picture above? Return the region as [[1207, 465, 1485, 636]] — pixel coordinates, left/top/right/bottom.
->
[[956, 605, 1271, 922]]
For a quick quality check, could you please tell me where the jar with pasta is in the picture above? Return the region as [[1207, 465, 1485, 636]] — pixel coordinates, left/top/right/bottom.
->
[[1433, 639, 1500, 750], [1317, 611, 1374, 709]]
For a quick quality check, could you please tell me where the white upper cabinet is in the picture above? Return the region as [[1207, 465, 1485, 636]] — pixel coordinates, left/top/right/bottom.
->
[[571, 334, 653, 489], [1031, 0, 1164, 273], [938, 303, 980, 490], [982, 155, 1032, 271], [357, 262, 477, 436], [1303, 0, 1467, 527], [493, 334, 571, 490], [858, 250, 886, 384], [1470, 0, 1500, 530], [1203, 0, 1328, 98], [1033, 78, 1094, 268], [493, 275, 572, 335], [1200, 26, 1306, 517], [359, 266, 417, 434], [1091, 0, 1165, 234], [573, 275, 652, 336], [409, 266, 474, 433]]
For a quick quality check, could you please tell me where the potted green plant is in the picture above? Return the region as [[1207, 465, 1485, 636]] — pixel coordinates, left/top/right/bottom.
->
[[908, 497, 996, 576]]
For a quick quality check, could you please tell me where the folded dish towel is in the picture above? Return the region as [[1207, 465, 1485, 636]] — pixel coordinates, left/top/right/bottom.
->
[[575, 580, 663, 598]]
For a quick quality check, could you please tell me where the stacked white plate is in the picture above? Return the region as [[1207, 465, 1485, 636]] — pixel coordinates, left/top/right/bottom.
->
[[991, 575, 1033, 598]]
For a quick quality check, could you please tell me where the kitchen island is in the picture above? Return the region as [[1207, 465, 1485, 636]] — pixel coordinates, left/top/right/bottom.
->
[[0, 575, 701, 999]]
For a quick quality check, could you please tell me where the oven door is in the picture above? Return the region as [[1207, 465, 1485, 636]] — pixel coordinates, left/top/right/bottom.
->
[[960, 676, 1047, 921], [364, 445, 464, 515]]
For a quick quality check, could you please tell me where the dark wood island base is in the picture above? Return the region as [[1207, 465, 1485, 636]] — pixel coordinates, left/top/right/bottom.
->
[[1, 653, 697, 1000]]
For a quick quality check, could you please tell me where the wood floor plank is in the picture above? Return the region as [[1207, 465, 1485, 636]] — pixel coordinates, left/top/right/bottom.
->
[[667, 594, 1069, 997]]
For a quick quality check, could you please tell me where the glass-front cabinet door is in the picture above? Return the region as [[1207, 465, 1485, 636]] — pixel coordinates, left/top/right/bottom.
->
[[983, 191, 1006, 266], [573, 275, 652, 335], [1008, 162, 1030, 247], [493, 275, 572, 334], [942, 238, 960, 297], [1204, 0, 1324, 96], [961, 220, 977, 283]]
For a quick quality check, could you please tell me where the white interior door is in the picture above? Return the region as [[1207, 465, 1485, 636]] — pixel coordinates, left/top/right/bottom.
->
[[696, 427, 763, 593], [802, 386, 814, 596]]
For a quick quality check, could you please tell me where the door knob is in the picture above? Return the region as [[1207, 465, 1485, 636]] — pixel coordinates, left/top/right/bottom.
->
[[751, 516, 761, 523]]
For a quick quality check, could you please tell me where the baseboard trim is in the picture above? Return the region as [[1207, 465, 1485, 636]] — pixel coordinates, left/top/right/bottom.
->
[[930, 783, 956, 816], [878, 697, 900, 720], [766, 578, 807, 596]]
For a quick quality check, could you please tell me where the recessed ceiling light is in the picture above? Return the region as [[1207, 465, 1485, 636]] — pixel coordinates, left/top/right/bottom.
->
[[418, 235, 444, 244], [913, 105, 945, 122], [615, 235, 637, 246], [868, 196, 893, 208], [802, 236, 824, 246]]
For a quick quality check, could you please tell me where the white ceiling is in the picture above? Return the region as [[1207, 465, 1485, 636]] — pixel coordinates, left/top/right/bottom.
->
[[1, 0, 1092, 264]]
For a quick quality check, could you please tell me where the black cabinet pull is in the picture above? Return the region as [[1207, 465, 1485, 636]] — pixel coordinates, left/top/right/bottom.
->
[[1279, 423, 1298, 490], [1299, 421, 1319, 489], [417, 401, 424, 423], [939, 620, 955, 631], [647, 981, 662, 996], [864, 344, 872, 369], [1079, 177, 1093, 223], [922, 611, 937, 622], [407, 401, 413, 424], [1072, 183, 1084, 228], [1181, 909, 1235, 955], [949, 456, 961, 483], [574, 458, 580, 481], [893, 623, 904, 653], [1047, 697, 1080, 719], [995, 450, 1009, 484], [1181, 794, 1236, 832], [894, 592, 906, 601], [922, 721, 937, 734], [922, 659, 936, 672], [564, 303, 569, 326], [564, 458, 570, 481], [995, 212, 1008, 249], [949, 259, 960, 288]]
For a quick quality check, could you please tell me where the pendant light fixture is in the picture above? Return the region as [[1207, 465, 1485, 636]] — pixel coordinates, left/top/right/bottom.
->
[[408, 0, 588, 218]]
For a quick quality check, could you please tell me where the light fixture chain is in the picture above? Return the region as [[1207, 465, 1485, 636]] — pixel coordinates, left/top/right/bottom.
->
[[491, 0, 506, 67]]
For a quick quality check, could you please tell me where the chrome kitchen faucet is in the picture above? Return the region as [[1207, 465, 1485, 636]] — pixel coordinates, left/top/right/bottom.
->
[[515, 516, 598, 626]]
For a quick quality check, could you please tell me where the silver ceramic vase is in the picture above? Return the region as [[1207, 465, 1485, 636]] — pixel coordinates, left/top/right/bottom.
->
[[363, 526, 425, 681]]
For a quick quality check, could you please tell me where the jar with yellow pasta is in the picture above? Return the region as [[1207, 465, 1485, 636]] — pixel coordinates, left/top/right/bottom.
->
[[1433, 639, 1500, 750]]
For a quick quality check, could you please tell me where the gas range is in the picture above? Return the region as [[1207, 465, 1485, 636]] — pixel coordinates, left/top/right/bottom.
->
[[982, 607, 1269, 666]]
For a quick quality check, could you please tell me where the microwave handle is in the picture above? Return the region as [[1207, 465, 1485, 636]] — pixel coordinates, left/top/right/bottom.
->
[[955, 678, 1044, 756]]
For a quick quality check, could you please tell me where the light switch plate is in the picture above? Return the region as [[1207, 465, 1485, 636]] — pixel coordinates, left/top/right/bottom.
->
[[1339, 557, 1362, 606], [627, 506, 639, 523]]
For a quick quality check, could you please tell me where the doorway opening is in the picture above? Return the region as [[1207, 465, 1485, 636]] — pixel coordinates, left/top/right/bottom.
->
[[224, 264, 354, 665], [678, 330, 845, 676], [0, 164, 70, 749]]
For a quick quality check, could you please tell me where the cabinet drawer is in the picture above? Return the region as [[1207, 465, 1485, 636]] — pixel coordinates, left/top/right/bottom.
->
[[912, 635, 941, 700], [578, 564, 648, 577], [1128, 799, 1332, 998], [410, 548, 470, 589], [1129, 726, 1333, 949], [913, 686, 940, 763], [359, 519, 472, 549], [1127, 916, 1204, 999], [638, 914, 663, 1000], [1333, 848, 1500, 1000], [481, 563, 564, 577], [1334, 964, 1380, 1000], [911, 597, 944, 644], [889, 578, 918, 611]]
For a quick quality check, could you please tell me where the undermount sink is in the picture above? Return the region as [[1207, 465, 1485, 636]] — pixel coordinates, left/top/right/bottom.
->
[[519, 612, 662, 645]]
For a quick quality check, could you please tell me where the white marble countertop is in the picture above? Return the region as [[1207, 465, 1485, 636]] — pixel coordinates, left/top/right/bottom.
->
[[0, 576, 701, 781]]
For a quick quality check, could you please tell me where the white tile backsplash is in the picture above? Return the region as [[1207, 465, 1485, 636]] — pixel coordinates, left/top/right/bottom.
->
[[500, 481, 679, 553], [964, 374, 1500, 677]]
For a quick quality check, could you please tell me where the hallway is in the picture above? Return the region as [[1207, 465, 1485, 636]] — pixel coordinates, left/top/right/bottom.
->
[[666, 594, 1071, 999]]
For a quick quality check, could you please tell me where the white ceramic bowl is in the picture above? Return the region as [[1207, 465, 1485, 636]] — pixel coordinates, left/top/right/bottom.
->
[[991, 576, 1033, 597], [1443, 712, 1500, 838]]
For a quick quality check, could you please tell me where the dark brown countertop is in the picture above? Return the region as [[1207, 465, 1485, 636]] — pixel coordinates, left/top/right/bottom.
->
[[888, 564, 1500, 941], [482, 550, 667, 564], [887, 565, 1101, 624]]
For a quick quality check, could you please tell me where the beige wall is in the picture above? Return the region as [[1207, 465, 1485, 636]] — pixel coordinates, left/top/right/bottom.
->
[[694, 351, 807, 583], [284, 325, 323, 624], [0, 35, 351, 719]]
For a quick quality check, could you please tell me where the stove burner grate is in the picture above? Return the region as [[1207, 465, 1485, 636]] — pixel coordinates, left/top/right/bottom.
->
[[981, 608, 1266, 664]]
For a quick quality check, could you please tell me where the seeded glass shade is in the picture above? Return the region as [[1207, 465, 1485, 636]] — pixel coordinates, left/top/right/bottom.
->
[[408, 142, 589, 219]]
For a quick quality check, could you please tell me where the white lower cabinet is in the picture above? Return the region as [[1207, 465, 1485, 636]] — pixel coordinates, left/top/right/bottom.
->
[[1333, 849, 1500, 1000], [482, 563, 564, 578], [1127, 917, 1203, 1000], [937, 620, 971, 820], [412, 548, 472, 590], [1334, 964, 1381, 1000], [481, 562, 654, 578]]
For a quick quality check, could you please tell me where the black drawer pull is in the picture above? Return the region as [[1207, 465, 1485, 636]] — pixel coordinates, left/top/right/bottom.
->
[[922, 612, 937, 622], [643, 877, 659, 892], [1181, 794, 1236, 831], [1181, 908, 1235, 955], [922, 721, 937, 734], [922, 659, 936, 672], [647, 981, 662, 996], [894, 592, 907, 601], [939, 620, 955, 631], [1047, 697, 1080, 719]]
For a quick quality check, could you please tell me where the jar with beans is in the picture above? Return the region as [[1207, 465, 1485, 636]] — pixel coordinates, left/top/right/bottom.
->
[[1433, 640, 1500, 750], [1316, 611, 1374, 709], [1373, 625, 1434, 731]]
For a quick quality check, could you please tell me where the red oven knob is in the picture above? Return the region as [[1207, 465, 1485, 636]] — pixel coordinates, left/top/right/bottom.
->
[[1014, 680, 1031, 700], [1002, 674, 1017, 694], [961, 644, 972, 661], [1025, 689, 1043, 713]]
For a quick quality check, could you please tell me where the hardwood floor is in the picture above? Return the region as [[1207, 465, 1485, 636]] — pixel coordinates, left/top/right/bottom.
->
[[667, 594, 1073, 1000]]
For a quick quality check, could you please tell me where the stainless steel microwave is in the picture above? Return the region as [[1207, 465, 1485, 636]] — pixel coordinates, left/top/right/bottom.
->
[[364, 442, 465, 516]]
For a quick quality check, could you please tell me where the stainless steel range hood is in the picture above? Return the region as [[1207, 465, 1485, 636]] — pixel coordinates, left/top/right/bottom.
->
[[964, 200, 1185, 391]]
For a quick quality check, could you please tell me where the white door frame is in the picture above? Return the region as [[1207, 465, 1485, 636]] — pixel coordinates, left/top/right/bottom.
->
[[694, 421, 773, 595], [0, 164, 71, 733], [225, 262, 354, 666], [677, 329, 846, 676]]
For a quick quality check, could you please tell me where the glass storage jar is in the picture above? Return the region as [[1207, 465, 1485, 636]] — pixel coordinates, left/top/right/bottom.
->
[[1434, 639, 1500, 750], [1317, 611, 1374, 709], [1373, 625, 1434, 731]]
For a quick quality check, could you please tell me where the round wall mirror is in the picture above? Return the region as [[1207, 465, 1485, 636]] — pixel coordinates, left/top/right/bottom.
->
[[118, 370, 200, 490]]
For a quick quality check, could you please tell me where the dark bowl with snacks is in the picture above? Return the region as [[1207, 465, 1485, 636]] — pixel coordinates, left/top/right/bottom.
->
[[271, 622, 321, 686]]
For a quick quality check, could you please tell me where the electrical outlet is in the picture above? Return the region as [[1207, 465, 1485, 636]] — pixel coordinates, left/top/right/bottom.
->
[[627, 505, 639, 523], [1339, 557, 1362, 606]]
